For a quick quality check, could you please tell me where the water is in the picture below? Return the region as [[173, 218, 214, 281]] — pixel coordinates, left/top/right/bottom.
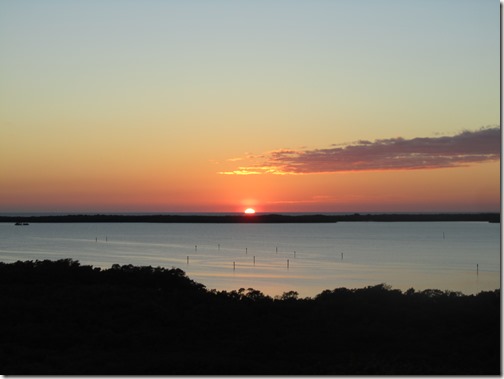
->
[[0, 222, 499, 297]]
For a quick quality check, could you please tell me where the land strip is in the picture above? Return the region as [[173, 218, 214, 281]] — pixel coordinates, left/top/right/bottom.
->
[[0, 213, 500, 223]]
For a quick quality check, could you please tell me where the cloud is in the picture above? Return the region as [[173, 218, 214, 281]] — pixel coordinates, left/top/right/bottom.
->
[[218, 126, 500, 175], [264, 195, 334, 205]]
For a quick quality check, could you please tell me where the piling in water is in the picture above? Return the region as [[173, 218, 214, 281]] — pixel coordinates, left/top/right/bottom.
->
[[287, 259, 289, 269], [233, 261, 235, 271]]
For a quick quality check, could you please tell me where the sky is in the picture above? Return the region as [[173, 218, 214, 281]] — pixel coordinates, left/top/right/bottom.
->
[[0, 0, 500, 213]]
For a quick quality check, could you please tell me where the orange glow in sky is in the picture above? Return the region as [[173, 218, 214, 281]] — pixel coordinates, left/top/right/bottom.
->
[[0, 1, 499, 213]]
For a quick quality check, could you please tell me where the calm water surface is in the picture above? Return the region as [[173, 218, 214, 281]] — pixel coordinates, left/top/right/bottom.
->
[[0, 222, 499, 297]]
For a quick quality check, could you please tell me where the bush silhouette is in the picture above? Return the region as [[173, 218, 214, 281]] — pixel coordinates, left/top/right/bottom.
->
[[0, 259, 499, 375]]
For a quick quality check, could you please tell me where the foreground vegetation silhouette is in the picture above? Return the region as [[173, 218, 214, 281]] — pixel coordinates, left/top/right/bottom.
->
[[0, 259, 499, 374]]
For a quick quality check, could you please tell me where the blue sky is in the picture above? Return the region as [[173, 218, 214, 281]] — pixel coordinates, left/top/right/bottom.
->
[[0, 0, 500, 212]]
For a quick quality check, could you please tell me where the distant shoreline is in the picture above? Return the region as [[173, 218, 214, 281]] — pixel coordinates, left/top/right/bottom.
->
[[0, 213, 500, 223]]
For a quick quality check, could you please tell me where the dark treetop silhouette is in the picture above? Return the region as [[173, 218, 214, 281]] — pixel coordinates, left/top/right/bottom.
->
[[0, 259, 499, 375]]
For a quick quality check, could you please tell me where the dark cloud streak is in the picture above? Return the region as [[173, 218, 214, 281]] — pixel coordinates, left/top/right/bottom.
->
[[219, 126, 500, 175]]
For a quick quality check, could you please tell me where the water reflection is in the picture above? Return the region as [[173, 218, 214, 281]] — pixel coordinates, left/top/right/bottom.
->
[[0, 222, 499, 297]]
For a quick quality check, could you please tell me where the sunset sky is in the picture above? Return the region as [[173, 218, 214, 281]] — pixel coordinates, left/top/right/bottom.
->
[[0, 0, 500, 213]]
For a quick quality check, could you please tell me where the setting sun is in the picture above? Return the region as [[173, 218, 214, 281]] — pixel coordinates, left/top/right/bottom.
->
[[244, 208, 256, 214]]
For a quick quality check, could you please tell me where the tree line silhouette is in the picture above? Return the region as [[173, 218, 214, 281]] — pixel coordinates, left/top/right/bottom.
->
[[1, 212, 500, 223], [0, 259, 499, 374]]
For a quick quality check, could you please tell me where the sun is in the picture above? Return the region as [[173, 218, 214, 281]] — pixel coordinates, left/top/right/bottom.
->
[[244, 208, 256, 214]]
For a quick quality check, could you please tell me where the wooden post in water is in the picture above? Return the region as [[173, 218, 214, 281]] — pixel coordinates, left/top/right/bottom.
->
[[276, 246, 278, 253], [253, 256, 255, 266], [245, 247, 248, 254], [287, 259, 289, 269], [195, 245, 197, 251], [477, 264, 479, 275], [341, 252, 344, 260], [106, 236, 108, 242], [233, 261, 236, 271], [95, 237, 97, 242], [294, 251, 296, 258]]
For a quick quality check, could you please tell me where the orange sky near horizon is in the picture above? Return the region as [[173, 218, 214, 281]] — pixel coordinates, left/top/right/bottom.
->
[[0, 1, 500, 214], [2, 156, 499, 213]]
